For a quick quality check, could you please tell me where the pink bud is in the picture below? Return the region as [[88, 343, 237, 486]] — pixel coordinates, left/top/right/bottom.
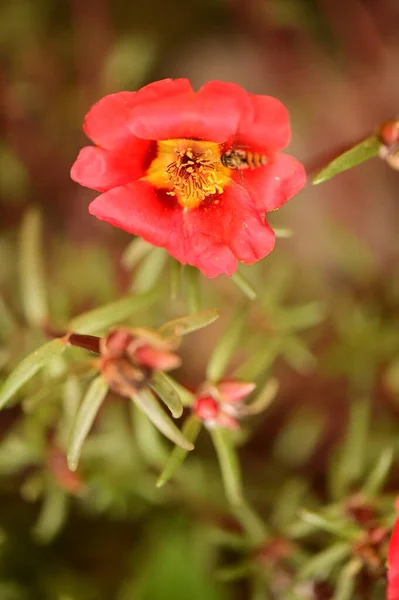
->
[[101, 329, 134, 359], [216, 412, 241, 430], [218, 380, 256, 404], [194, 396, 220, 421], [135, 345, 181, 371]]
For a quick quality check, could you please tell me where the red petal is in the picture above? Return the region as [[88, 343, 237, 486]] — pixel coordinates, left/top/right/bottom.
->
[[219, 182, 276, 263], [135, 346, 181, 371], [243, 153, 306, 213], [89, 180, 275, 278], [194, 396, 220, 421], [218, 381, 256, 404], [83, 79, 192, 151], [89, 182, 238, 278], [89, 181, 185, 252], [236, 93, 291, 152], [180, 183, 275, 275], [389, 520, 399, 600], [70, 146, 147, 192], [216, 412, 241, 430], [131, 84, 244, 143]]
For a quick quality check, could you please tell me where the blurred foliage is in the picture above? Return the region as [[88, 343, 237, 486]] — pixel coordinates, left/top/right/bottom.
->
[[2, 0, 399, 599]]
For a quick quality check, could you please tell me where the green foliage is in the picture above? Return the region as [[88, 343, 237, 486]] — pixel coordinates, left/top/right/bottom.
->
[[1, 197, 398, 599], [312, 135, 381, 185]]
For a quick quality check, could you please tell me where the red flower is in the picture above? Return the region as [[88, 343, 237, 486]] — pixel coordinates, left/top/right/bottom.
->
[[193, 380, 256, 429], [71, 79, 306, 278], [388, 519, 399, 600]]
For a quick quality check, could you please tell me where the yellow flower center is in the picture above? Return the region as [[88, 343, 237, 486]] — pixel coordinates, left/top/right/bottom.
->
[[143, 139, 231, 209]]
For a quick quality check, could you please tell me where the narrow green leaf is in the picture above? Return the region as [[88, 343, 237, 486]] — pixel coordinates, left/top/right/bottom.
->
[[0, 295, 17, 339], [312, 135, 381, 185], [131, 247, 167, 294], [67, 376, 108, 471], [0, 338, 66, 410], [32, 485, 68, 543], [169, 259, 182, 301], [281, 302, 326, 332], [233, 500, 268, 545], [332, 397, 370, 499], [158, 308, 219, 339], [149, 371, 183, 418], [206, 306, 246, 382], [282, 337, 316, 373], [156, 414, 202, 487], [132, 388, 194, 451], [333, 558, 362, 600], [299, 542, 350, 580], [234, 337, 281, 381], [210, 427, 243, 506], [68, 289, 159, 334], [299, 510, 354, 539], [230, 272, 257, 300], [215, 561, 252, 582], [121, 237, 152, 269], [245, 377, 279, 415], [185, 266, 201, 313], [131, 402, 169, 468], [19, 208, 48, 328], [361, 447, 393, 497], [160, 376, 195, 407]]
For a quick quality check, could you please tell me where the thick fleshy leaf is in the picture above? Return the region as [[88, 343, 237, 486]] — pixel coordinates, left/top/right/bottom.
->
[[210, 427, 243, 506], [149, 371, 183, 418], [156, 414, 202, 488], [361, 447, 393, 496], [131, 247, 167, 294], [206, 306, 246, 383], [329, 398, 370, 500], [234, 337, 281, 380], [158, 308, 219, 340], [32, 485, 68, 543], [19, 208, 48, 328], [312, 135, 381, 185], [215, 563, 253, 583], [131, 388, 194, 451], [0, 338, 66, 410], [299, 510, 354, 538], [245, 377, 279, 415], [68, 289, 159, 334], [299, 542, 350, 581], [230, 271, 257, 300], [67, 376, 108, 471], [185, 266, 201, 313], [121, 237, 153, 270], [333, 559, 362, 600], [131, 403, 169, 468]]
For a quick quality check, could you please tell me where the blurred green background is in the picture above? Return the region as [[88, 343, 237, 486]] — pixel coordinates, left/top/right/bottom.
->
[[1, 1, 399, 599]]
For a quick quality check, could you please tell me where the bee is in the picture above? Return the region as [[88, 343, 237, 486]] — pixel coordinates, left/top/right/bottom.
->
[[221, 149, 267, 170]]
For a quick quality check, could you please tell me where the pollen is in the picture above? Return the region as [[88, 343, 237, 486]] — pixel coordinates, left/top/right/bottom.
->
[[144, 140, 231, 209]]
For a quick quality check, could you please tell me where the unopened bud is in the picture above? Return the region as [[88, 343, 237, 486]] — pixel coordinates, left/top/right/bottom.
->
[[194, 395, 220, 421], [99, 327, 181, 398], [218, 380, 256, 404], [379, 120, 399, 170]]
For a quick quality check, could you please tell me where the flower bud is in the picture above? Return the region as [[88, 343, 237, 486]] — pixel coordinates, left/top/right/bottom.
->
[[379, 120, 399, 170], [99, 328, 181, 398], [194, 395, 220, 421], [218, 380, 256, 404]]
